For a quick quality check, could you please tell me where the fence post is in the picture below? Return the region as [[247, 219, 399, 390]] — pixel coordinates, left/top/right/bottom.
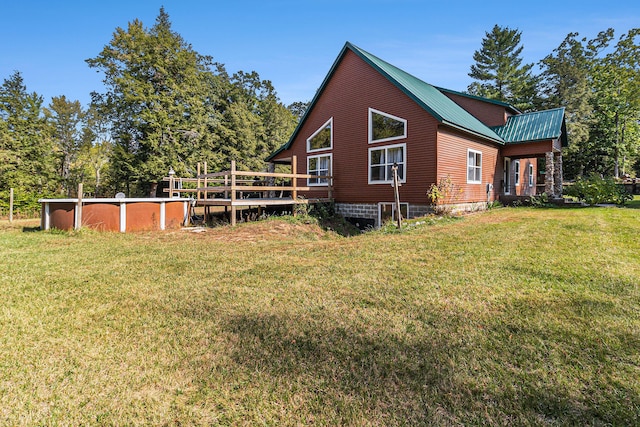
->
[[76, 183, 83, 231]]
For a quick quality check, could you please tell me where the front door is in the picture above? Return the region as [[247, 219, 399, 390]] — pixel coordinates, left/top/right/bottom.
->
[[504, 158, 511, 194]]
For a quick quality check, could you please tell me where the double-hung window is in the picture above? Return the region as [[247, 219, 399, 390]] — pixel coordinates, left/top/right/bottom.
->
[[467, 149, 482, 184], [307, 154, 331, 186], [528, 164, 534, 187], [369, 143, 406, 184], [514, 160, 520, 186]]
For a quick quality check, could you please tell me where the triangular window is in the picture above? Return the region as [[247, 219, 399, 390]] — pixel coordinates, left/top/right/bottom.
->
[[369, 108, 406, 143]]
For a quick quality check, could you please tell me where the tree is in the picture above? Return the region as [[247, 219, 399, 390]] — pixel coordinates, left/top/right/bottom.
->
[[45, 96, 84, 195], [0, 71, 57, 193], [539, 33, 596, 178], [590, 29, 640, 178], [86, 7, 223, 196], [468, 25, 539, 111], [287, 101, 310, 121]]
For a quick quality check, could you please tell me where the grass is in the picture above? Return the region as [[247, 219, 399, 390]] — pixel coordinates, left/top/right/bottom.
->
[[0, 207, 639, 425]]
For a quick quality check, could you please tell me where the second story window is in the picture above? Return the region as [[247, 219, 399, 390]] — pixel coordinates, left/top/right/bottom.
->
[[307, 118, 333, 152]]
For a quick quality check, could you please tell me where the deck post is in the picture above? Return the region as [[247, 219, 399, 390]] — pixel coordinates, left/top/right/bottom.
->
[[203, 161, 209, 222], [9, 188, 13, 223], [203, 162, 208, 201], [75, 183, 83, 231], [230, 160, 237, 226], [291, 155, 298, 216], [197, 162, 201, 201]]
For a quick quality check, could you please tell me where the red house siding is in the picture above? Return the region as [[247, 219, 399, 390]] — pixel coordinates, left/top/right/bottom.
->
[[441, 92, 511, 127], [501, 140, 554, 158], [436, 128, 501, 202], [273, 50, 439, 205]]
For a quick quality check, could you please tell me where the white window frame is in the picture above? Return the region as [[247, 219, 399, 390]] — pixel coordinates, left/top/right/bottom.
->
[[368, 108, 407, 144], [514, 160, 520, 186], [378, 202, 409, 227], [368, 143, 406, 184], [307, 117, 333, 153], [467, 149, 482, 184], [528, 163, 534, 187], [307, 153, 332, 186]]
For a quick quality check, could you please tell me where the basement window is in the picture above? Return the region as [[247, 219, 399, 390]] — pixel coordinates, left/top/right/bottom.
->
[[378, 202, 408, 226]]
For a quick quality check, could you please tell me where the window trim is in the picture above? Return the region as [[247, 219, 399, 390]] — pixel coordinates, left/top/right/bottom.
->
[[528, 163, 534, 187], [307, 153, 332, 187], [467, 149, 482, 184], [514, 160, 520, 186], [306, 117, 333, 153], [368, 108, 407, 144], [368, 143, 407, 184]]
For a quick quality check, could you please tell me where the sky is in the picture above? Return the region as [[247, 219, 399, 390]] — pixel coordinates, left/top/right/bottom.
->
[[1, 0, 638, 108]]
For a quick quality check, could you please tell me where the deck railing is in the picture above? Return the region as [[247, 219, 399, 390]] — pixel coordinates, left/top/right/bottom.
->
[[162, 156, 333, 225]]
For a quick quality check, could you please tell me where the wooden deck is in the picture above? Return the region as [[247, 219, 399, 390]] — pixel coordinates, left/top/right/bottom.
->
[[196, 197, 331, 207], [163, 156, 333, 225]]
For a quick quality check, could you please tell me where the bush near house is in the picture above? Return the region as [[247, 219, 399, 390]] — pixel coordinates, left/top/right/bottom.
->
[[565, 173, 633, 205]]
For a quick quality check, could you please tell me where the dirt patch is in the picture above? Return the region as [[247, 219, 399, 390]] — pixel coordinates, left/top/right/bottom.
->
[[183, 220, 330, 242]]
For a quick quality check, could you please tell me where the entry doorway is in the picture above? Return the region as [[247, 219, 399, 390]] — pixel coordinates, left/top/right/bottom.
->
[[503, 158, 511, 194]]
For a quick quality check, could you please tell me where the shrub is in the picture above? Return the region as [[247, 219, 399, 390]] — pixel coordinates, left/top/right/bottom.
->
[[427, 175, 463, 215], [565, 174, 633, 205]]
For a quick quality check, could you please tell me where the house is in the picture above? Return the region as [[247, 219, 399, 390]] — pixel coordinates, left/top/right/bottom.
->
[[267, 42, 568, 228]]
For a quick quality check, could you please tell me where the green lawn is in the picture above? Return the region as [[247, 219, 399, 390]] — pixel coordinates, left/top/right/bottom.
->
[[1, 207, 639, 425]]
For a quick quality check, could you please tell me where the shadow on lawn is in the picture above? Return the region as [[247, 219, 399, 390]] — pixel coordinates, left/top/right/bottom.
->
[[214, 309, 634, 425]]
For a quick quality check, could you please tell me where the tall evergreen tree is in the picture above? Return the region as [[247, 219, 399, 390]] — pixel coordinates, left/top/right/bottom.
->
[[468, 25, 539, 111], [45, 96, 84, 195], [0, 71, 56, 193], [86, 7, 223, 196]]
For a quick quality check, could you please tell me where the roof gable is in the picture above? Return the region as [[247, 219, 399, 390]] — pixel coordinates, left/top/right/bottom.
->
[[492, 107, 568, 146], [267, 42, 505, 161], [346, 43, 504, 144]]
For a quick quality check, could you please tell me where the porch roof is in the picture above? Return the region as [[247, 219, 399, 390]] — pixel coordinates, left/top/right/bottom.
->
[[492, 107, 568, 146]]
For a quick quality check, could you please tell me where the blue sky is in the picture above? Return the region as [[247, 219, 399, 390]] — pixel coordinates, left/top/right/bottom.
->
[[1, 0, 638, 108]]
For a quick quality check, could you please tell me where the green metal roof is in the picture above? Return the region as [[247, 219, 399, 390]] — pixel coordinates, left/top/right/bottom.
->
[[268, 43, 569, 161], [267, 42, 506, 161], [492, 107, 567, 146], [348, 43, 505, 144], [434, 86, 521, 114]]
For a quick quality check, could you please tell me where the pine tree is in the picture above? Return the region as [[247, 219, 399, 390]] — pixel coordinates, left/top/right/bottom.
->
[[45, 96, 85, 195], [468, 25, 539, 111], [0, 71, 57, 193], [86, 7, 224, 196]]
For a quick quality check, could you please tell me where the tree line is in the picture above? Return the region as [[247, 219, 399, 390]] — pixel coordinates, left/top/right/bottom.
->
[[467, 25, 639, 180], [1, 10, 638, 210]]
